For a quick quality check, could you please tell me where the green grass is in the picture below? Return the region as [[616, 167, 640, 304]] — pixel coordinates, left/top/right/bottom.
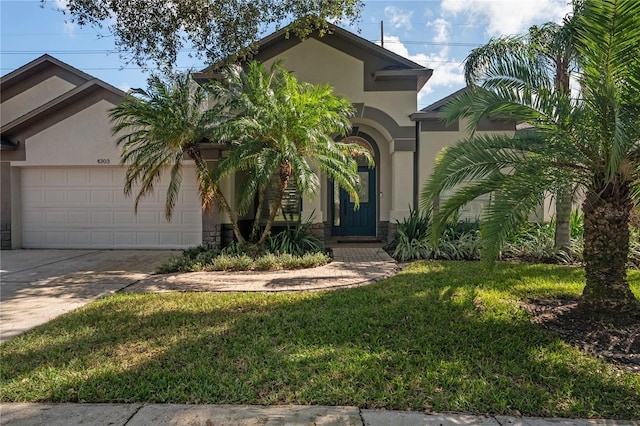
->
[[1, 261, 639, 418]]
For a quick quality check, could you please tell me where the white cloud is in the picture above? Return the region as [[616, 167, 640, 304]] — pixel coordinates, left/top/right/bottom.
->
[[441, 0, 572, 36], [62, 20, 76, 37], [54, 0, 69, 10], [384, 6, 413, 30], [377, 35, 465, 106], [55, 0, 77, 36], [428, 18, 450, 44], [118, 83, 132, 93]]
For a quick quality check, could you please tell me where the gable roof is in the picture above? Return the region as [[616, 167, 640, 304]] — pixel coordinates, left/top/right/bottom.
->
[[0, 54, 95, 92], [1, 79, 126, 136], [420, 87, 470, 113], [195, 22, 432, 91], [1, 55, 127, 140]]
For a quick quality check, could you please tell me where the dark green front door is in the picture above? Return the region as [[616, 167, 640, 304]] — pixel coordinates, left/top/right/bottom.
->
[[332, 166, 376, 236]]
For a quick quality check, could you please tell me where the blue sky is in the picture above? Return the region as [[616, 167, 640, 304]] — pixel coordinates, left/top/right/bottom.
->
[[1, 0, 572, 109]]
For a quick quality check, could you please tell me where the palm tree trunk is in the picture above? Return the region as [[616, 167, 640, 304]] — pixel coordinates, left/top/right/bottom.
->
[[580, 179, 640, 314], [188, 147, 246, 245], [553, 59, 573, 255], [250, 190, 265, 243], [215, 193, 246, 245], [258, 162, 291, 246], [554, 188, 573, 254]]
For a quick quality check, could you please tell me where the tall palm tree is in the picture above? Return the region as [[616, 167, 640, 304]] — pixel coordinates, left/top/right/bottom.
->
[[421, 0, 640, 315], [463, 17, 578, 253], [110, 72, 235, 227], [211, 61, 372, 246]]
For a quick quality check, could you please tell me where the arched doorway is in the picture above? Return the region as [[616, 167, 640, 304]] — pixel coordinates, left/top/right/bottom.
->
[[331, 133, 377, 236]]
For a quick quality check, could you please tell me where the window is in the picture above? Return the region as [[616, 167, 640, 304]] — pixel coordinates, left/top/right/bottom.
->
[[260, 176, 301, 223]]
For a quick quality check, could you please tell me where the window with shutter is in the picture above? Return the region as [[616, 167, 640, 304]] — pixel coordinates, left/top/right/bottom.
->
[[260, 176, 301, 223]]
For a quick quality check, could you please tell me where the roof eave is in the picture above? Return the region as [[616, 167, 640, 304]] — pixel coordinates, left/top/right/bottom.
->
[[409, 111, 441, 122]]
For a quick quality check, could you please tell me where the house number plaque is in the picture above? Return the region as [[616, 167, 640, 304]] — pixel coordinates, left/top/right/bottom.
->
[[97, 158, 111, 164]]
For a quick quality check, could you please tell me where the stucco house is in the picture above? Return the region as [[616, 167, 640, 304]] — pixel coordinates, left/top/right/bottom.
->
[[0, 24, 514, 250]]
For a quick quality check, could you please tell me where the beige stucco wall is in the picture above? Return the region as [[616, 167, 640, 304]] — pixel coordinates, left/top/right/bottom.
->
[[1, 75, 77, 127], [418, 118, 514, 221], [15, 99, 119, 167], [263, 38, 417, 126]]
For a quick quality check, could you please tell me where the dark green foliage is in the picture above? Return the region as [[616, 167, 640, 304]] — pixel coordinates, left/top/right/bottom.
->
[[265, 219, 323, 256], [47, 1, 363, 70], [156, 245, 221, 273], [386, 208, 481, 262]]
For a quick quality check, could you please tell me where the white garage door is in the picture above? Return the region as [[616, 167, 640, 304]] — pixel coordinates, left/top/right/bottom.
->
[[20, 167, 202, 249]]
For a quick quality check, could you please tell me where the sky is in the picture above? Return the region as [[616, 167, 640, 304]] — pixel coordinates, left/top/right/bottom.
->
[[1, 0, 573, 109]]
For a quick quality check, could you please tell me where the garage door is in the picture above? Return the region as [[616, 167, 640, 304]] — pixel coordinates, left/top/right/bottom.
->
[[20, 167, 202, 249]]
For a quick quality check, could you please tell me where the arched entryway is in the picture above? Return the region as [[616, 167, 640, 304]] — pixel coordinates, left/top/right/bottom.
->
[[331, 132, 378, 237]]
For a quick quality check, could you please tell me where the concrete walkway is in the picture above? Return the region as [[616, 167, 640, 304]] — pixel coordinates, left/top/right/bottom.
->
[[123, 247, 399, 293], [2, 403, 637, 426], [0, 250, 176, 342]]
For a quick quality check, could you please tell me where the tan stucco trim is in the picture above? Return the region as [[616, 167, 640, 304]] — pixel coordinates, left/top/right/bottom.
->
[[356, 105, 414, 141]]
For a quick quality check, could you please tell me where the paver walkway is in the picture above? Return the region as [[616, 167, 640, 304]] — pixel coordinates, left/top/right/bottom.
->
[[123, 247, 400, 293]]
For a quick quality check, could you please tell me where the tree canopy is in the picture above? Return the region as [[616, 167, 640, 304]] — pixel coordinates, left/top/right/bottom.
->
[[45, 0, 363, 69]]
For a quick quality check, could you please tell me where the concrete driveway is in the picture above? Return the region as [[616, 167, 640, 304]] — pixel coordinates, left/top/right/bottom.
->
[[0, 250, 176, 343]]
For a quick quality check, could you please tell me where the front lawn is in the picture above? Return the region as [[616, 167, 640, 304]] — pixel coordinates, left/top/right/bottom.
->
[[1, 261, 639, 418]]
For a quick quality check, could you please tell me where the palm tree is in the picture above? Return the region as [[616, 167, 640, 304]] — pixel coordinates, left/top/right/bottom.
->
[[211, 61, 372, 246], [421, 0, 640, 315], [110, 72, 240, 236], [463, 18, 578, 253]]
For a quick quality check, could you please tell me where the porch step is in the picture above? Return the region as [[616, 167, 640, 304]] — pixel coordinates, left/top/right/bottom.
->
[[326, 236, 384, 248], [336, 237, 381, 243]]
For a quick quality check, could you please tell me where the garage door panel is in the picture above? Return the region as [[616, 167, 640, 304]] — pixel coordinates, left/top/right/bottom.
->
[[68, 211, 90, 224], [67, 169, 89, 183], [68, 231, 90, 245], [21, 167, 202, 249], [91, 232, 113, 245], [44, 190, 65, 203], [89, 168, 115, 184], [90, 190, 112, 204], [45, 211, 67, 224], [45, 231, 67, 245], [114, 232, 135, 245], [68, 190, 89, 203], [44, 169, 67, 185], [113, 211, 134, 224], [135, 211, 157, 225]]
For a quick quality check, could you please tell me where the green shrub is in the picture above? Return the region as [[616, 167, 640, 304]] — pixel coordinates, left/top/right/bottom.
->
[[266, 217, 323, 256], [386, 208, 481, 262], [502, 222, 557, 261], [254, 253, 280, 271], [155, 256, 199, 274], [297, 252, 331, 269], [205, 254, 252, 271]]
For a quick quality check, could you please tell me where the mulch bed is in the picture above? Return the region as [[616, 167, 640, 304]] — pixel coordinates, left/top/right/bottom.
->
[[522, 298, 640, 372]]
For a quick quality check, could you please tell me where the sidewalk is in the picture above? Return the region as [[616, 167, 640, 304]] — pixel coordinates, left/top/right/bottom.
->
[[2, 403, 636, 426]]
